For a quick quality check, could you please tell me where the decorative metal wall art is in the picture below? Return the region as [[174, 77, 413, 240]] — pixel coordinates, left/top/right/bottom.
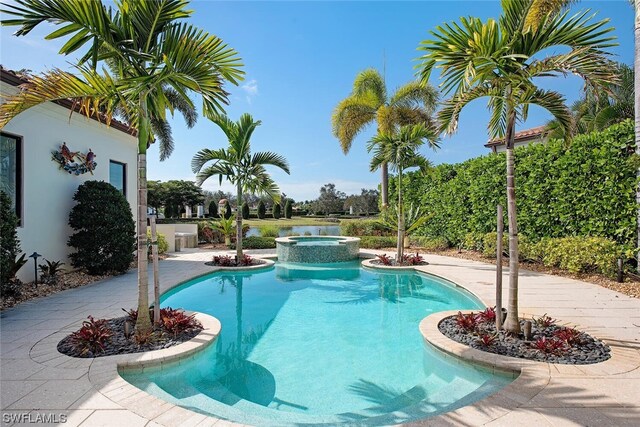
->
[[51, 142, 97, 175]]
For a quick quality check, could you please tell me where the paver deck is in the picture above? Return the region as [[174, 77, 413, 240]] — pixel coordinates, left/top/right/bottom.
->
[[1, 248, 639, 426]]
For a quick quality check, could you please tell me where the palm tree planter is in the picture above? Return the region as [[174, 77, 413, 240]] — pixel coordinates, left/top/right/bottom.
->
[[0, 0, 244, 335], [416, 0, 618, 333], [192, 113, 290, 260], [368, 123, 438, 261]]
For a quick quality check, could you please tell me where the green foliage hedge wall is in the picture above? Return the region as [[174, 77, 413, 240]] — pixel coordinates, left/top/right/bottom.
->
[[392, 121, 637, 248]]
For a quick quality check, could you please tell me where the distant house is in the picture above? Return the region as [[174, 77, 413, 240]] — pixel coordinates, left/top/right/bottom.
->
[[1, 67, 138, 282], [484, 125, 549, 153]]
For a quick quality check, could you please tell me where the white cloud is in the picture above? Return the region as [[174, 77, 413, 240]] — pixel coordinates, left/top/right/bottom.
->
[[241, 79, 258, 104]]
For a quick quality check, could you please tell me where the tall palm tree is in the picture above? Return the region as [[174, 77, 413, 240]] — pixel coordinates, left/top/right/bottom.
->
[[0, 0, 243, 334], [332, 69, 438, 207], [416, 0, 617, 333], [547, 63, 634, 139], [191, 114, 290, 260], [368, 123, 438, 261]]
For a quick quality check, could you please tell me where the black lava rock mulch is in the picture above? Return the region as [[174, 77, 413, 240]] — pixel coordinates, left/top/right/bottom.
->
[[58, 316, 202, 358], [438, 316, 611, 365]]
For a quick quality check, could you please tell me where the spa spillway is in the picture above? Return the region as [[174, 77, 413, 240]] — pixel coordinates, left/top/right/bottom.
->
[[275, 235, 360, 263]]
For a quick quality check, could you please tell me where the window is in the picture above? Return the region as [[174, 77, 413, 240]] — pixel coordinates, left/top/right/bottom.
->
[[109, 160, 126, 196], [0, 132, 22, 220]]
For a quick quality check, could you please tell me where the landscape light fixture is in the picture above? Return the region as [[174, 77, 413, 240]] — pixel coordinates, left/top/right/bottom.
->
[[29, 251, 41, 286]]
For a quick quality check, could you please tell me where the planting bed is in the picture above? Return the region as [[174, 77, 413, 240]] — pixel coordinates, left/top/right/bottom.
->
[[58, 309, 202, 358], [439, 310, 611, 365]]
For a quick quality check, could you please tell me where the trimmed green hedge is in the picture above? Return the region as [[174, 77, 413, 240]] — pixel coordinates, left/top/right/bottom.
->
[[393, 120, 637, 249], [359, 236, 396, 249], [340, 219, 392, 237], [232, 236, 276, 249], [520, 236, 623, 277]]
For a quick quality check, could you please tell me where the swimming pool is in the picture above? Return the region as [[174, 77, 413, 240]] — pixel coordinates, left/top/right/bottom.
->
[[122, 261, 512, 425]]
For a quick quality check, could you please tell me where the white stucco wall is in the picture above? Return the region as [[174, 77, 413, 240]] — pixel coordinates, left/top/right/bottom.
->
[[1, 81, 137, 282]]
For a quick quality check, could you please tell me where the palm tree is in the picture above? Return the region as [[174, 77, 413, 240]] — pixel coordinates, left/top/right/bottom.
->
[[547, 63, 634, 139], [332, 69, 438, 207], [0, 0, 243, 334], [191, 114, 290, 260], [416, 0, 617, 333], [368, 123, 438, 261]]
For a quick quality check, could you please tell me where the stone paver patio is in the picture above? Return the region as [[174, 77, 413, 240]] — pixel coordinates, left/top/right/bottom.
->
[[1, 248, 639, 426]]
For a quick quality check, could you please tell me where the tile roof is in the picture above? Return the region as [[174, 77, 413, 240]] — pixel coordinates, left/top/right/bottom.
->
[[485, 125, 547, 147], [0, 66, 137, 136]]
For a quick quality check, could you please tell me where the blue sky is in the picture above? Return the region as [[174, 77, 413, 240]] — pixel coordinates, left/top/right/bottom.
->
[[0, 0, 634, 201]]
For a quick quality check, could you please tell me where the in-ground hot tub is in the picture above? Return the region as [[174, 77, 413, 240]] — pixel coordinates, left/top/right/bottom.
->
[[275, 235, 360, 263]]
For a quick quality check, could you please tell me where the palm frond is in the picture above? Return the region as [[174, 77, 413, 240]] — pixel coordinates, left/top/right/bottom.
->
[[250, 152, 290, 174], [352, 68, 387, 103], [0, 66, 126, 129], [331, 96, 377, 154]]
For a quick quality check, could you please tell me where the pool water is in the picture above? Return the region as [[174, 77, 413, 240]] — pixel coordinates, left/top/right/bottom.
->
[[122, 262, 512, 425]]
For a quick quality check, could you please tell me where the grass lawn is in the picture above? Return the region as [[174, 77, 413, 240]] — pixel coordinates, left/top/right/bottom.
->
[[243, 217, 340, 227]]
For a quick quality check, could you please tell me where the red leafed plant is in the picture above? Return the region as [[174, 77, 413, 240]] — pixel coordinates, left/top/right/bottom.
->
[[376, 254, 393, 265], [455, 311, 478, 332], [532, 336, 567, 355], [122, 308, 139, 322], [477, 333, 498, 347], [533, 313, 557, 328], [160, 308, 202, 337], [212, 255, 234, 266], [553, 327, 582, 346], [404, 253, 424, 265], [238, 254, 253, 266], [70, 316, 113, 355], [475, 307, 496, 323]]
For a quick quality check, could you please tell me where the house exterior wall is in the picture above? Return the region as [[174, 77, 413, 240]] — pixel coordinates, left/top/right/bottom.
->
[[1, 81, 137, 282]]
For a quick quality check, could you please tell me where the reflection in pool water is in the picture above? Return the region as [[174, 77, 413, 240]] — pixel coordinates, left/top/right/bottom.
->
[[122, 261, 512, 426]]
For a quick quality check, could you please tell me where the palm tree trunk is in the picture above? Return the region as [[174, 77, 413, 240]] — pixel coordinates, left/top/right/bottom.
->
[[635, 0, 640, 271], [135, 94, 152, 335], [503, 110, 521, 334], [381, 162, 389, 208], [236, 182, 243, 261], [396, 168, 404, 261]]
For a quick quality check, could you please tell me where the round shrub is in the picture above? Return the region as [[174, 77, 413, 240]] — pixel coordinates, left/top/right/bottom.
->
[[257, 200, 266, 219], [68, 181, 135, 275], [242, 202, 250, 220], [273, 203, 281, 219]]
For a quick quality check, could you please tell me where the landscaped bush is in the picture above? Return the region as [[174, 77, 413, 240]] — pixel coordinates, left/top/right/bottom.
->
[[395, 121, 637, 249], [285, 200, 293, 219], [258, 225, 279, 238], [223, 200, 232, 219], [359, 236, 396, 249], [409, 236, 449, 251], [231, 236, 276, 249], [242, 202, 250, 220], [522, 236, 622, 277], [257, 200, 266, 219], [1, 190, 22, 294], [273, 203, 281, 219], [340, 219, 391, 237], [68, 181, 135, 275], [146, 231, 168, 255], [208, 200, 218, 218], [462, 232, 485, 251], [481, 232, 509, 258]]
